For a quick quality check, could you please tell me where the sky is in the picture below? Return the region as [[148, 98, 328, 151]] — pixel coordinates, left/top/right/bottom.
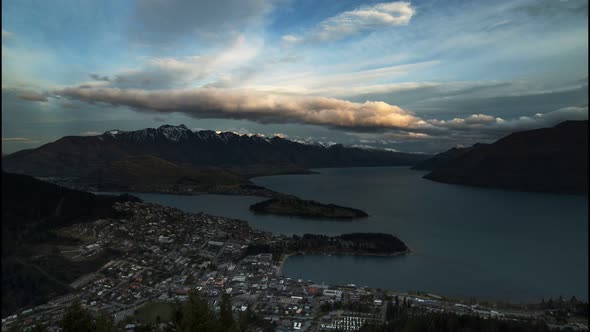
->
[[1, 0, 588, 154]]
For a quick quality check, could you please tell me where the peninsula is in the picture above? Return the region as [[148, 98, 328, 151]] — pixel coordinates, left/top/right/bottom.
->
[[245, 232, 409, 260]]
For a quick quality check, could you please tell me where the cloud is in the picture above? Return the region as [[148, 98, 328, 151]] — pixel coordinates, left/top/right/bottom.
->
[[89, 74, 110, 82], [2, 29, 13, 39], [76, 81, 111, 89], [408, 84, 589, 118], [55, 87, 428, 131], [110, 57, 205, 89], [129, 0, 273, 46], [271, 132, 288, 138], [517, 0, 588, 18], [79, 131, 102, 136], [2, 137, 30, 141], [61, 102, 81, 109], [91, 35, 261, 90], [348, 131, 433, 145], [348, 106, 587, 150], [427, 106, 588, 134], [17, 91, 48, 102], [281, 35, 303, 45], [250, 61, 440, 95], [463, 114, 497, 125], [351, 144, 399, 152], [285, 1, 415, 43], [1, 137, 39, 143], [54, 85, 587, 148]]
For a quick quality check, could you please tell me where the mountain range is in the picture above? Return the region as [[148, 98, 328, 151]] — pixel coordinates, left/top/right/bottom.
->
[[3, 121, 586, 195], [416, 120, 588, 194], [1, 125, 429, 192]]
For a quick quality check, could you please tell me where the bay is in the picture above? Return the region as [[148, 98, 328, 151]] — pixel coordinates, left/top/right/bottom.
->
[[119, 166, 588, 302]]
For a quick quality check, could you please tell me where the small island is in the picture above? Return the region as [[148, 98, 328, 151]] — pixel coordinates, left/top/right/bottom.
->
[[249, 196, 369, 219]]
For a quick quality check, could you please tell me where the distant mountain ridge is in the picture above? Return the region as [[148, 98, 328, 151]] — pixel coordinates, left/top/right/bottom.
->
[[2, 124, 430, 179], [419, 120, 588, 194], [411, 143, 488, 171]]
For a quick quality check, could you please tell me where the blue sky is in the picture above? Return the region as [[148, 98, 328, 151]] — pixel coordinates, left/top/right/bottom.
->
[[2, 0, 588, 154]]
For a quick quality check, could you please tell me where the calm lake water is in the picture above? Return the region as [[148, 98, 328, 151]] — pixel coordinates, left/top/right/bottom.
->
[[119, 167, 588, 302]]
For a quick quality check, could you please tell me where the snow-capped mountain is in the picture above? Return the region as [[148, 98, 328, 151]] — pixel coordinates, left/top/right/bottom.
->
[[98, 124, 356, 150], [2, 124, 430, 178]]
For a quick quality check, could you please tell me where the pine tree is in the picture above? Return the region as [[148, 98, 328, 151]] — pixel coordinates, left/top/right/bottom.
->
[[60, 300, 94, 332], [30, 325, 48, 332], [385, 299, 394, 321], [180, 291, 220, 331], [219, 293, 237, 331], [94, 313, 115, 332]]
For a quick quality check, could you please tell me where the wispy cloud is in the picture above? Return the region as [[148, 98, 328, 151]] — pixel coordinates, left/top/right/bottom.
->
[[252, 61, 439, 93], [346, 106, 588, 146], [1, 29, 13, 39], [17, 91, 48, 102], [2, 0, 587, 153], [79, 131, 102, 136], [129, 0, 274, 46], [284, 1, 415, 43], [2, 137, 39, 143], [89, 73, 110, 82], [427, 106, 588, 134], [88, 35, 261, 90]]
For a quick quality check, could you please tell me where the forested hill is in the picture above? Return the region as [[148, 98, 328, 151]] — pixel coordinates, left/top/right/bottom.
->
[[418, 120, 588, 194], [2, 171, 139, 254], [1, 172, 140, 316]]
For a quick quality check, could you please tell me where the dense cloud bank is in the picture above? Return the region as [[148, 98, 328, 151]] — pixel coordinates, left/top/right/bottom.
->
[[55, 86, 588, 139]]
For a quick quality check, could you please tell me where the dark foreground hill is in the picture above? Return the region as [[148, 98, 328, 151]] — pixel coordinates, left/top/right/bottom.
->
[[2, 125, 430, 180], [1, 171, 139, 316], [2, 171, 139, 252], [420, 121, 588, 194]]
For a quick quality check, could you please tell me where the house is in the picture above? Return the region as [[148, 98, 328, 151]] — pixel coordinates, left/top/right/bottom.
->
[[323, 289, 343, 300]]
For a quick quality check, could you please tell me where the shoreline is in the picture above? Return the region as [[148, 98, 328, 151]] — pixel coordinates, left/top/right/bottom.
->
[[275, 249, 411, 276], [276, 252, 294, 276]]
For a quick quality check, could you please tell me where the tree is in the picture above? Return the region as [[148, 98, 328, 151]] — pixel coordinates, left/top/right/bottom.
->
[[31, 325, 48, 332], [385, 300, 395, 321], [184, 274, 194, 285], [60, 300, 115, 332], [94, 313, 115, 332], [7, 324, 23, 332], [60, 300, 94, 332], [219, 293, 237, 331], [238, 306, 257, 331], [172, 291, 223, 332]]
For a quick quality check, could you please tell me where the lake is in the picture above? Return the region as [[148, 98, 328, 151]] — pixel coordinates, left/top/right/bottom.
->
[[121, 166, 588, 302]]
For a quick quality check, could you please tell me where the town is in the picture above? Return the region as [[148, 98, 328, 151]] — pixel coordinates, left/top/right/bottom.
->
[[2, 202, 587, 331]]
